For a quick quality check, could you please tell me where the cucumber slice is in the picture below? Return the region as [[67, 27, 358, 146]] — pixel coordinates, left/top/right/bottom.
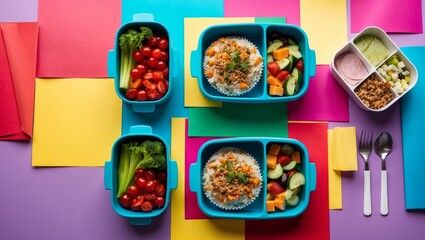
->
[[276, 58, 290, 70], [288, 172, 306, 189], [282, 160, 297, 171], [291, 68, 303, 93], [284, 76, 296, 96], [267, 40, 284, 54], [284, 189, 295, 200], [288, 45, 302, 60], [287, 55, 295, 72], [267, 54, 274, 63], [281, 144, 295, 155], [267, 164, 284, 179], [288, 38, 297, 45], [286, 194, 300, 206]]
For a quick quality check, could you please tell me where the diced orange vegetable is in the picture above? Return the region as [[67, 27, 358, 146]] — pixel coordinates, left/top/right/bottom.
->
[[266, 200, 276, 212], [254, 57, 262, 66], [275, 192, 286, 201], [267, 153, 277, 170], [267, 182, 273, 191], [269, 85, 284, 96], [219, 158, 226, 164], [239, 82, 250, 90], [205, 69, 213, 78], [268, 143, 281, 155], [129, 78, 142, 89], [272, 47, 289, 60], [291, 151, 301, 163], [267, 75, 279, 86], [206, 47, 215, 57], [274, 198, 285, 210]]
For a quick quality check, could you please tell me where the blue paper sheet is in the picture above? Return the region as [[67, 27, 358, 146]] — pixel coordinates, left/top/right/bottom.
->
[[400, 46, 425, 210]]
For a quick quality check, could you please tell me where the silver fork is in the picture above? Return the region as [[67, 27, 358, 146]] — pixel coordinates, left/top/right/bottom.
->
[[358, 130, 373, 216]]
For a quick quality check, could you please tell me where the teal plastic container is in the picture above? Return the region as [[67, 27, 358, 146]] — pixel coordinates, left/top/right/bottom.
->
[[104, 125, 178, 225], [108, 13, 178, 113], [191, 23, 316, 103], [189, 137, 316, 219]]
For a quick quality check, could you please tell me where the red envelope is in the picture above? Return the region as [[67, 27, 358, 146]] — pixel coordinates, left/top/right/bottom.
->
[[0, 23, 38, 141]]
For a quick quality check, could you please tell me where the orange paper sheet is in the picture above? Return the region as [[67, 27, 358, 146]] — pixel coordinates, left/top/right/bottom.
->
[[0, 23, 38, 140]]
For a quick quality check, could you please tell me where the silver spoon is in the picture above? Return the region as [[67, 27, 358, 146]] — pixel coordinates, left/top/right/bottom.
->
[[374, 131, 393, 216]]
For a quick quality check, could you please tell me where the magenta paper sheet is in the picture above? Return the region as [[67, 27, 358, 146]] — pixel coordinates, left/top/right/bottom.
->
[[351, 0, 423, 33], [224, 0, 300, 25], [287, 65, 349, 122]]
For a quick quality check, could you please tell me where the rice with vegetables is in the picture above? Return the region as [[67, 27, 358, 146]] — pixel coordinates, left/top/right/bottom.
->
[[202, 147, 262, 210], [203, 36, 263, 96]]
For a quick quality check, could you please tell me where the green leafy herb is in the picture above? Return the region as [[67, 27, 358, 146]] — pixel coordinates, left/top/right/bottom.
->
[[225, 50, 249, 73], [223, 160, 249, 184]]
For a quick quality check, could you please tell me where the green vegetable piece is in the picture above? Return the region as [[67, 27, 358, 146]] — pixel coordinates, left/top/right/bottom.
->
[[386, 54, 400, 66]]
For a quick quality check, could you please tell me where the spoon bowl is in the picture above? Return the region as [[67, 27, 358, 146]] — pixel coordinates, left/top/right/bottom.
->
[[374, 131, 393, 216]]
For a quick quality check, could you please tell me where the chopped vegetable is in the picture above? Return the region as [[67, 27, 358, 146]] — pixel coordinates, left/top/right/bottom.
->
[[118, 27, 153, 90], [116, 140, 166, 197]]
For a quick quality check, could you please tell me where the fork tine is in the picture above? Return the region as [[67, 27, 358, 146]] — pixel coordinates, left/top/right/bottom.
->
[[359, 130, 365, 148], [368, 130, 373, 148]]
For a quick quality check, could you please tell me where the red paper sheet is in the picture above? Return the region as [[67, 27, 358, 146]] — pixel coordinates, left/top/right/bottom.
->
[[224, 0, 300, 25], [351, 0, 423, 33], [37, 0, 121, 77], [287, 65, 349, 122], [0, 23, 38, 141], [0, 26, 21, 139], [245, 122, 330, 240], [185, 119, 330, 239]]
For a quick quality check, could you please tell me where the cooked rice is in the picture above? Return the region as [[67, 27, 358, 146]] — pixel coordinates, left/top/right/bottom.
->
[[203, 36, 263, 96], [202, 147, 262, 210]]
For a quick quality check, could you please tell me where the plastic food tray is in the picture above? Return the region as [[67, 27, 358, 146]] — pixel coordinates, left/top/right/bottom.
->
[[104, 125, 178, 225], [330, 26, 418, 112], [190, 23, 316, 103], [107, 13, 179, 113], [189, 137, 316, 219]]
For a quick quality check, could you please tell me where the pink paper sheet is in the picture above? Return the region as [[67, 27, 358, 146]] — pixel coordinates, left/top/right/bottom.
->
[[0, 23, 38, 141], [224, 0, 300, 25], [351, 0, 423, 33], [37, 0, 121, 77], [287, 65, 349, 122]]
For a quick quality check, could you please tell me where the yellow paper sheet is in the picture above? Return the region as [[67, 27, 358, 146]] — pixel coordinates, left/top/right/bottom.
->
[[328, 129, 342, 209], [171, 118, 245, 240], [331, 127, 358, 171], [300, 0, 347, 65], [184, 17, 255, 108], [32, 78, 122, 166]]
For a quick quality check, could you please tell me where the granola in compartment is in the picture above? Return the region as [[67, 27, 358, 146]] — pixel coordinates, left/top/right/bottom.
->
[[354, 74, 395, 110]]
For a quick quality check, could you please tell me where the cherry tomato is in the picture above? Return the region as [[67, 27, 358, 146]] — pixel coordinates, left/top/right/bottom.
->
[[267, 62, 280, 76], [137, 90, 148, 101], [143, 72, 153, 80], [147, 36, 158, 47], [158, 171, 166, 182], [147, 57, 158, 68], [160, 51, 169, 62], [143, 79, 157, 90], [157, 39, 169, 50], [135, 168, 145, 178], [157, 80, 168, 95], [147, 88, 160, 100], [144, 193, 156, 201], [155, 196, 165, 208], [119, 194, 132, 209], [152, 71, 164, 82], [135, 64, 148, 75], [141, 46, 152, 57], [145, 169, 157, 180], [146, 180, 157, 193], [151, 48, 162, 59], [156, 61, 167, 71], [131, 196, 144, 211], [155, 183, 166, 197], [133, 50, 144, 62], [130, 68, 142, 79], [135, 177, 147, 189], [276, 70, 290, 82], [125, 88, 138, 100], [163, 67, 169, 78], [127, 185, 139, 198], [141, 201, 154, 212], [295, 59, 304, 73]]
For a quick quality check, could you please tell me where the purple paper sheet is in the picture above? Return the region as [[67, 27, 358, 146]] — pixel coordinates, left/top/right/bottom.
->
[[0, 142, 170, 239], [329, 99, 425, 239], [0, 0, 38, 22]]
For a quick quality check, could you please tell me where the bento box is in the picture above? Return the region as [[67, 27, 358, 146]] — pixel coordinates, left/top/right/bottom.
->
[[189, 137, 316, 219], [107, 13, 178, 113], [190, 23, 316, 103], [330, 26, 418, 112], [104, 125, 178, 225]]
